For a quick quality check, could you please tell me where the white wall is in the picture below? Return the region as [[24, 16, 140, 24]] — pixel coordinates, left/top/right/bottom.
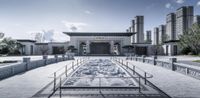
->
[[34, 42, 69, 55], [19, 42, 35, 55]]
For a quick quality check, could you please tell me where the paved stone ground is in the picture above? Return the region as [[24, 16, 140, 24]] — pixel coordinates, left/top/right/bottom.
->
[[1, 56, 200, 98], [33, 58, 164, 98], [0, 59, 74, 98], [126, 59, 200, 98]]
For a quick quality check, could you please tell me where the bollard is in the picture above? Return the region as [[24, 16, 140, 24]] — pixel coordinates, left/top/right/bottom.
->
[[130, 55, 133, 60], [186, 68, 189, 75], [59, 77, 62, 98], [65, 65, 68, 77], [133, 66, 135, 75], [153, 56, 157, 65], [144, 72, 147, 85], [139, 77, 141, 93], [54, 72, 56, 91], [126, 62, 128, 69], [170, 58, 177, 71], [23, 57, 31, 71], [99, 77, 101, 93], [72, 62, 74, 70]]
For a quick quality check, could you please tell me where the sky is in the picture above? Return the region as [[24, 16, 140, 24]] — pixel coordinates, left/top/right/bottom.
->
[[0, 0, 200, 42]]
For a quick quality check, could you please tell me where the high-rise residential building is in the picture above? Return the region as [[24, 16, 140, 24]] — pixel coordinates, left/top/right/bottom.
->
[[131, 20, 135, 43], [129, 27, 132, 32], [194, 15, 200, 25], [145, 30, 151, 43], [166, 13, 176, 41], [134, 16, 144, 43], [153, 27, 159, 45], [176, 6, 193, 39], [158, 25, 166, 44]]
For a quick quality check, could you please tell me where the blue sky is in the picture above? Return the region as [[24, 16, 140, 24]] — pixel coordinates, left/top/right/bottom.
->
[[0, 0, 200, 41]]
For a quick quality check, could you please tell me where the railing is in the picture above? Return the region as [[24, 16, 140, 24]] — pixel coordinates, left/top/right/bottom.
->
[[48, 57, 171, 98], [126, 55, 200, 80], [0, 54, 75, 80], [61, 76, 140, 89], [48, 57, 89, 98], [112, 57, 172, 98]]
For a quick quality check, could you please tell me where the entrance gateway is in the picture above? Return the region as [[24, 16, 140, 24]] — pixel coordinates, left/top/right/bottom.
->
[[64, 32, 134, 55], [90, 42, 110, 54]]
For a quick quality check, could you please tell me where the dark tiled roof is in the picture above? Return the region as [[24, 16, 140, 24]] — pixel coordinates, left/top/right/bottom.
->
[[63, 32, 135, 36], [164, 40, 180, 43], [17, 39, 36, 43], [35, 43, 48, 45]]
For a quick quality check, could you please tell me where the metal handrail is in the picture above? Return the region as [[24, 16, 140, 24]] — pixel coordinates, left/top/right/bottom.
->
[[111, 57, 153, 78], [48, 57, 86, 77], [111, 57, 172, 98], [62, 77, 140, 87], [48, 57, 89, 98]]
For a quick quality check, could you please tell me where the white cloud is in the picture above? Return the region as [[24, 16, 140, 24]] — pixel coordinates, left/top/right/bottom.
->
[[165, 3, 172, 9], [84, 10, 92, 14], [175, 0, 185, 4], [197, 1, 200, 6], [61, 21, 88, 32]]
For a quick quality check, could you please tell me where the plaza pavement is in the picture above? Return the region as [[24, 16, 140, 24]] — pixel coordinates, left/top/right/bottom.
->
[[126, 58, 200, 98], [0, 56, 200, 98], [0, 58, 75, 98]]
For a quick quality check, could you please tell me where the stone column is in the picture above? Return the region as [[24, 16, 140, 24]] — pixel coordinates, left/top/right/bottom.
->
[[170, 58, 177, 71], [153, 56, 157, 65], [23, 57, 30, 71], [110, 41, 114, 54], [54, 55, 58, 62], [86, 40, 90, 54], [43, 55, 48, 65]]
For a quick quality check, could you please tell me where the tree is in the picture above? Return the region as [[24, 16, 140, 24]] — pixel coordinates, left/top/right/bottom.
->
[[0, 32, 4, 39], [38, 45, 49, 55], [162, 33, 169, 44], [179, 24, 200, 55], [151, 44, 163, 57], [67, 45, 77, 53], [34, 33, 43, 42], [0, 37, 22, 55]]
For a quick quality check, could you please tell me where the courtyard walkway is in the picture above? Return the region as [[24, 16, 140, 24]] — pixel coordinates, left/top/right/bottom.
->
[[0, 59, 74, 98], [1, 56, 200, 98], [126, 59, 200, 98]]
